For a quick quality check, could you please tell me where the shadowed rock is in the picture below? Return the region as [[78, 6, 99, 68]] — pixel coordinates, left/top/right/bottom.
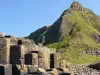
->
[[88, 62, 100, 70]]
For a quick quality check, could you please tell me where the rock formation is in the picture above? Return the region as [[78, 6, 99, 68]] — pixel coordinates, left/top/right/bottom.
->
[[0, 36, 68, 75]]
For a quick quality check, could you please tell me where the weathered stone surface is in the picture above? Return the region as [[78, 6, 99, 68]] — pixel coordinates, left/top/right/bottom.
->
[[38, 68, 47, 74], [53, 68, 58, 75], [38, 58, 44, 68], [38, 51, 44, 58], [18, 38, 31, 53], [62, 68, 70, 73], [0, 38, 10, 64], [31, 44, 39, 52], [5, 65, 12, 75], [27, 65, 38, 73], [17, 65, 28, 72], [0, 32, 5, 37], [38, 47, 50, 69], [31, 53, 38, 66], [10, 36, 18, 45], [70, 1, 84, 11], [54, 53, 61, 68], [43, 47, 50, 70], [60, 60, 66, 68]]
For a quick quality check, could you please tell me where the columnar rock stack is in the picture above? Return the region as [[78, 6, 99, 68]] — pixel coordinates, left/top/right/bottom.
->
[[1, 36, 100, 75], [38, 47, 50, 69], [54, 52, 61, 68], [0, 36, 67, 75], [0, 38, 10, 64]]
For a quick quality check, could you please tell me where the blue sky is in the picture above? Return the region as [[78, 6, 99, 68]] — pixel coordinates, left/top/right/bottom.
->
[[0, 0, 100, 37]]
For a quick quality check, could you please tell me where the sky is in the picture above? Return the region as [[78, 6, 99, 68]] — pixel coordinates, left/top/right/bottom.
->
[[0, 0, 100, 37]]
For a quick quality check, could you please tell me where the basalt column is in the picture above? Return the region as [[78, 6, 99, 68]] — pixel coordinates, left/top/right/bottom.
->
[[0, 38, 10, 64], [38, 51, 45, 68]]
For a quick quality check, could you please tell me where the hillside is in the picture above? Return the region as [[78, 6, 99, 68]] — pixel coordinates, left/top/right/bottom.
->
[[29, 2, 100, 64]]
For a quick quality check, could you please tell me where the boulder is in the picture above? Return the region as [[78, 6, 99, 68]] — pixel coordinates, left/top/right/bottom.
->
[[0, 32, 5, 37]]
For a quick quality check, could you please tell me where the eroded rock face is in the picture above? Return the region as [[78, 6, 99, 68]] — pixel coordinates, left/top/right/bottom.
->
[[28, 2, 92, 45], [70, 1, 84, 10], [28, 15, 76, 45], [29, 26, 48, 44]]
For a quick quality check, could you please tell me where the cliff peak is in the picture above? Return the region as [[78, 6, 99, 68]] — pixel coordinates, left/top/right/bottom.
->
[[70, 1, 84, 10]]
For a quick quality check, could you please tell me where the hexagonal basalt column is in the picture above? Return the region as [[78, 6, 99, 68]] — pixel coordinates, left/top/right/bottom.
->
[[0, 38, 10, 64]]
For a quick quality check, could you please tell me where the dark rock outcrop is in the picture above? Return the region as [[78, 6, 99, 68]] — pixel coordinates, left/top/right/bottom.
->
[[88, 62, 100, 70], [28, 2, 79, 45], [29, 26, 48, 44]]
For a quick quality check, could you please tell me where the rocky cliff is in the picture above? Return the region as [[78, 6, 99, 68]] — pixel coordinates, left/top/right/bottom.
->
[[28, 1, 100, 64]]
